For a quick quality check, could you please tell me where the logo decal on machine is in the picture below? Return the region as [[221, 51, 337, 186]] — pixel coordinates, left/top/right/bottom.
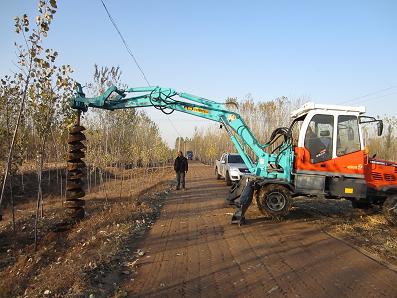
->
[[184, 106, 209, 114], [346, 164, 363, 170], [228, 114, 237, 121], [344, 187, 354, 194]]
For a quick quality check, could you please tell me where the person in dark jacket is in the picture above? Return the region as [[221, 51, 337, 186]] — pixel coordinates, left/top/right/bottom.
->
[[174, 151, 188, 190]]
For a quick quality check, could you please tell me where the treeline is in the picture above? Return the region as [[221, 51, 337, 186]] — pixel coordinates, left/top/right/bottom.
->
[[365, 116, 397, 161], [183, 97, 396, 163], [182, 96, 302, 163], [83, 65, 172, 170], [0, 1, 173, 213], [0, 0, 77, 207]]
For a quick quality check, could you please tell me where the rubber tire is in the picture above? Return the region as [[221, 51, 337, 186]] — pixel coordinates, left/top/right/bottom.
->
[[351, 201, 373, 209], [255, 184, 291, 219], [383, 194, 397, 225], [215, 167, 221, 180], [225, 171, 232, 186]]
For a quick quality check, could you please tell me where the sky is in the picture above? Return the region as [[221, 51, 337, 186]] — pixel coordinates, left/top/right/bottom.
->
[[1, 0, 396, 147]]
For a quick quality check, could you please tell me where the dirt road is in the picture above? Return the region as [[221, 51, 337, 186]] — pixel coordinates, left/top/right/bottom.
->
[[126, 163, 397, 297]]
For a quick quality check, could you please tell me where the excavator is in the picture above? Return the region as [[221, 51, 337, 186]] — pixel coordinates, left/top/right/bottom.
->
[[67, 83, 397, 225]]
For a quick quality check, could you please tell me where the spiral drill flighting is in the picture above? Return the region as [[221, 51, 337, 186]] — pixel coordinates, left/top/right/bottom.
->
[[66, 112, 86, 220]]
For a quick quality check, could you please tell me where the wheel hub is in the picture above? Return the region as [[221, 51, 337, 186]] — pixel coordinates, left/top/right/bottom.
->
[[266, 191, 287, 212]]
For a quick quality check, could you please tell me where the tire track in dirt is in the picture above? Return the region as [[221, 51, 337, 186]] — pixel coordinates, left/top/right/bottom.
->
[[125, 162, 397, 297]]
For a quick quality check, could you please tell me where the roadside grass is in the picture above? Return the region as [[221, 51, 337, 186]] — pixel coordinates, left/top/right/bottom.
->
[[292, 197, 397, 266], [0, 166, 175, 297]]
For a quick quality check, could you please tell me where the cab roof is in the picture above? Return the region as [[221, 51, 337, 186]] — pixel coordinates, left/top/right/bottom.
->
[[291, 102, 366, 119]]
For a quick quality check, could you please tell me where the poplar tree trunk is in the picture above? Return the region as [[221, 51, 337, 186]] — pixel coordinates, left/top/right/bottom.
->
[[0, 56, 32, 218]]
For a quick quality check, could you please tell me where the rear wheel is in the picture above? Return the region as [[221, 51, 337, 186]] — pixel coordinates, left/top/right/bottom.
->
[[225, 171, 232, 186], [215, 167, 221, 180], [256, 184, 291, 219], [383, 195, 397, 225]]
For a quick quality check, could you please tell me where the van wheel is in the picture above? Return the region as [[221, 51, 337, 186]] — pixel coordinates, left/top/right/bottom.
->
[[215, 167, 221, 180], [256, 184, 291, 219], [225, 171, 232, 186], [383, 195, 397, 225]]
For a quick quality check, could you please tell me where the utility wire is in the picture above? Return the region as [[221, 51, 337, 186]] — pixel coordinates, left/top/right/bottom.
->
[[166, 114, 183, 136], [350, 90, 397, 105], [100, 0, 151, 86], [99, 0, 183, 140], [339, 84, 397, 104]]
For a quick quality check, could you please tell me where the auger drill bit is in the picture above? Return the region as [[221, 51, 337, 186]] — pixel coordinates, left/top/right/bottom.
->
[[65, 111, 86, 220]]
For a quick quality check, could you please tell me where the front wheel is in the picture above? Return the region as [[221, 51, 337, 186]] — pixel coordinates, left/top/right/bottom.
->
[[383, 195, 397, 225], [256, 184, 291, 219]]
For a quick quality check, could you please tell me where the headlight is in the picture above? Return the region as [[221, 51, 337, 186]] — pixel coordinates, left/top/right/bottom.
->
[[229, 168, 240, 175]]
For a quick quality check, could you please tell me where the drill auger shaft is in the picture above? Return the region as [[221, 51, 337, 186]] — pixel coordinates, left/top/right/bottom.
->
[[65, 111, 86, 219]]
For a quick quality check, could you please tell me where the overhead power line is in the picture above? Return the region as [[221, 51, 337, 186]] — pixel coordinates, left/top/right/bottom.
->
[[99, 0, 183, 141], [100, 0, 151, 86], [339, 84, 397, 105], [166, 114, 183, 135], [351, 90, 397, 105]]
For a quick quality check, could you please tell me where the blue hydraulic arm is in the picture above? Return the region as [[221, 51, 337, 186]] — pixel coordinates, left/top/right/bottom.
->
[[71, 84, 294, 181]]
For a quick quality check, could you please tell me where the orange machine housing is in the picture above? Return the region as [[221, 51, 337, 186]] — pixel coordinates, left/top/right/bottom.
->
[[294, 147, 397, 191], [294, 147, 365, 176], [365, 158, 397, 190]]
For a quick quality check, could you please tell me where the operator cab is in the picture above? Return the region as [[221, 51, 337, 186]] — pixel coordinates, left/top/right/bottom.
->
[[291, 102, 374, 197], [292, 102, 365, 168]]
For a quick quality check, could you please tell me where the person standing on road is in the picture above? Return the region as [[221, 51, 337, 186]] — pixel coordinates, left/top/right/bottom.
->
[[174, 151, 188, 190]]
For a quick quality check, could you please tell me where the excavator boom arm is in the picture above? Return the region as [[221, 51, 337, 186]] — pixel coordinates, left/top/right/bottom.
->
[[71, 84, 294, 181]]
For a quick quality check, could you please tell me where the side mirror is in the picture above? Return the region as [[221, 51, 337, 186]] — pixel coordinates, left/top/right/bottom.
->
[[221, 160, 226, 164], [377, 121, 383, 136]]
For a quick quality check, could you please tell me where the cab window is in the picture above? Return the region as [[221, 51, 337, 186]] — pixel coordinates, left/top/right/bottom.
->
[[337, 115, 361, 156], [304, 114, 334, 163]]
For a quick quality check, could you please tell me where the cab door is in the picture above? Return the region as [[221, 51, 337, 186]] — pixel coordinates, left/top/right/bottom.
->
[[295, 113, 336, 173], [295, 113, 365, 176], [333, 115, 365, 176]]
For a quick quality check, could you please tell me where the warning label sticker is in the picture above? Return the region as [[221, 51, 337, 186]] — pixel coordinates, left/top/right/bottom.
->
[[184, 106, 209, 114]]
